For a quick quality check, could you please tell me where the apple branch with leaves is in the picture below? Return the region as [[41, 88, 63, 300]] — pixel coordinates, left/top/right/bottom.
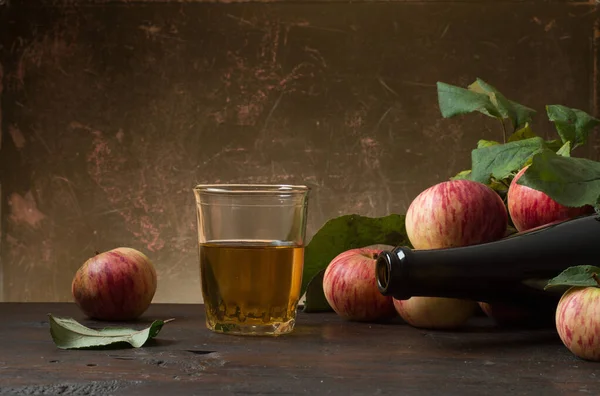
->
[[437, 78, 600, 213]]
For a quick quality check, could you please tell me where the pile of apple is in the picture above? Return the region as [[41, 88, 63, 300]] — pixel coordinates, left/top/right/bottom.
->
[[323, 166, 591, 330]]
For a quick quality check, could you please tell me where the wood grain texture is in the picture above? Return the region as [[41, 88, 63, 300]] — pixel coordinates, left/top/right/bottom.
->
[[0, 302, 599, 395], [0, 1, 599, 303]]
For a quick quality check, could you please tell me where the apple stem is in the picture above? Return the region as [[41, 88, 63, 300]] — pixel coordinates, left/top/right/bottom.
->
[[592, 273, 600, 287], [95, 251, 100, 256]]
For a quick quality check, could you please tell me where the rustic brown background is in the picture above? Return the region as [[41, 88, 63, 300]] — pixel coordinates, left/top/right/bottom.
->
[[1, 0, 599, 303]]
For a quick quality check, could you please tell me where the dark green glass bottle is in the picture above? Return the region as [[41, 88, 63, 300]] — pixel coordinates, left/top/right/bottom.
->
[[376, 214, 599, 310]]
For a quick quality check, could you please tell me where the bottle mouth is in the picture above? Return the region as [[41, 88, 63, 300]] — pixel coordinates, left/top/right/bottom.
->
[[375, 251, 394, 296]]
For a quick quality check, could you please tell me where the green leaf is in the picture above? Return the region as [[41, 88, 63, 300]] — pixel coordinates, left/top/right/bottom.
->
[[301, 214, 410, 299], [477, 140, 500, 149], [507, 123, 536, 142], [545, 265, 600, 290], [302, 270, 331, 313], [488, 178, 509, 196], [546, 105, 600, 149], [556, 141, 571, 157], [545, 139, 564, 152], [48, 314, 173, 350], [451, 170, 472, 180], [436, 82, 502, 119], [468, 79, 536, 130], [471, 137, 547, 184], [517, 149, 600, 208]]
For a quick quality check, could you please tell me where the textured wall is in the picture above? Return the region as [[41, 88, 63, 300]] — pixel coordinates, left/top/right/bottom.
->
[[1, 0, 599, 303]]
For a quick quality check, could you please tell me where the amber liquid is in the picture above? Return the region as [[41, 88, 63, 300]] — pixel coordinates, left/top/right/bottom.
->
[[199, 240, 304, 335]]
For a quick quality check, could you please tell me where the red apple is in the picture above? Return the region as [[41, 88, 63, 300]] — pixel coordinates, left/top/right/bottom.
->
[[72, 247, 158, 321], [556, 286, 600, 361], [393, 297, 476, 329], [405, 179, 508, 249], [508, 165, 592, 232], [323, 247, 397, 322]]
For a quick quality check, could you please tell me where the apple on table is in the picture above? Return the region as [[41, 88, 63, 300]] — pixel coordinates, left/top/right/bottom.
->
[[71, 247, 157, 321], [323, 247, 397, 322], [548, 266, 600, 362]]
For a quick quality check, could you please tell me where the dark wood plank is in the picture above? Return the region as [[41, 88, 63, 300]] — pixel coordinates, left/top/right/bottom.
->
[[0, 303, 598, 395]]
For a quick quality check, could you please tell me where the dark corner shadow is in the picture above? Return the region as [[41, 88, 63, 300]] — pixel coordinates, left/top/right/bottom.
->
[[420, 324, 563, 352], [375, 316, 562, 351], [449, 331, 563, 352], [411, 315, 558, 334]]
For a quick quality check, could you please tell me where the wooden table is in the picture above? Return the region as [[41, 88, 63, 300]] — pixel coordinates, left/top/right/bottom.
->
[[0, 303, 598, 395]]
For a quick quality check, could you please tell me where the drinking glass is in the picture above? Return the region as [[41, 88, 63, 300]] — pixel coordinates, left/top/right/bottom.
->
[[193, 184, 310, 336]]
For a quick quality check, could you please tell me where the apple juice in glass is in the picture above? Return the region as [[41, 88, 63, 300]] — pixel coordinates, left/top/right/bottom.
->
[[193, 184, 309, 336]]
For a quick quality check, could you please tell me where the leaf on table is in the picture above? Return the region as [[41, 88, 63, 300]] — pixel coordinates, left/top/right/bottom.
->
[[517, 149, 600, 208], [302, 269, 331, 313], [546, 105, 600, 149], [301, 214, 410, 300], [436, 82, 502, 119], [48, 314, 173, 350], [507, 123, 536, 142], [470, 137, 546, 184], [545, 265, 600, 290], [468, 79, 536, 130]]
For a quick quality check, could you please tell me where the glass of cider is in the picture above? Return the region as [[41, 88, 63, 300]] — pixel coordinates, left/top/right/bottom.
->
[[193, 184, 310, 336]]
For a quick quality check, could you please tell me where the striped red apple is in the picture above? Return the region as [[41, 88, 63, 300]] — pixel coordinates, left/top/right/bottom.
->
[[323, 247, 397, 322], [395, 179, 508, 329], [405, 179, 508, 249], [508, 165, 592, 232], [72, 247, 157, 321], [555, 285, 600, 361]]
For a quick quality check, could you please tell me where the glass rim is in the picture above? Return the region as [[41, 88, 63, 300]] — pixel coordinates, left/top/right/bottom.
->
[[193, 183, 310, 195]]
